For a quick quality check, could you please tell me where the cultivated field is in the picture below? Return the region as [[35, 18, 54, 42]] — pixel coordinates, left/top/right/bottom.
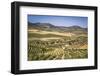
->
[[28, 24, 88, 61]]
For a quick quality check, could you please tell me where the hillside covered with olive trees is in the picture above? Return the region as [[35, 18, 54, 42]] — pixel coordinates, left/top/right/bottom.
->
[[28, 22, 88, 61]]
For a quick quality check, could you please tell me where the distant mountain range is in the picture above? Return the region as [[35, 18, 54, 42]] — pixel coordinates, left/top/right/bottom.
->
[[28, 22, 87, 32], [28, 22, 55, 28]]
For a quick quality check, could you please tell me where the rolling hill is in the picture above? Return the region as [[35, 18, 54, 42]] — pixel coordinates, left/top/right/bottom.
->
[[28, 22, 87, 34]]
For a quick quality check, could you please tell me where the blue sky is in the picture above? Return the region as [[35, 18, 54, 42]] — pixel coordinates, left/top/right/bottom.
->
[[28, 15, 88, 28]]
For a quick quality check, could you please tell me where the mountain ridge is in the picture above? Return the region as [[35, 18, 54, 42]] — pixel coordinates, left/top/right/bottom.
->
[[28, 22, 87, 32]]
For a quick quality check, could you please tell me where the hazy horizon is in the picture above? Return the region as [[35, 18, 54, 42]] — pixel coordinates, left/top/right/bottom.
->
[[28, 15, 88, 28]]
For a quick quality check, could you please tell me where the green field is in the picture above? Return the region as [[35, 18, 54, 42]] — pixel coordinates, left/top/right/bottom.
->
[[28, 26, 88, 61]]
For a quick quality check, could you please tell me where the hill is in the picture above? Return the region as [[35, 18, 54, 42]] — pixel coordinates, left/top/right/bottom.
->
[[28, 22, 87, 34]]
